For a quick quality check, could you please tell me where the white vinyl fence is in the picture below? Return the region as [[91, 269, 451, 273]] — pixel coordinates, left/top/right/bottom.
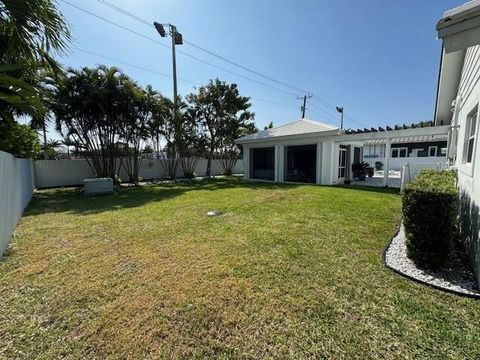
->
[[400, 161, 447, 190], [0, 151, 35, 256], [34, 158, 244, 188]]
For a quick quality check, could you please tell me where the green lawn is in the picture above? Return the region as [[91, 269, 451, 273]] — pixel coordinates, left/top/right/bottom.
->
[[1, 178, 479, 358]]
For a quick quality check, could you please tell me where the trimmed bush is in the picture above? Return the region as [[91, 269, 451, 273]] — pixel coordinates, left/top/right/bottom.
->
[[402, 170, 458, 269]]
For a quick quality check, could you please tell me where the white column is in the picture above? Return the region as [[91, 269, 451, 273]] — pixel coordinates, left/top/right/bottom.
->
[[274, 145, 280, 182], [276, 145, 284, 182], [321, 140, 336, 185], [316, 142, 322, 184], [347, 145, 355, 180], [243, 146, 250, 180], [384, 139, 391, 187]]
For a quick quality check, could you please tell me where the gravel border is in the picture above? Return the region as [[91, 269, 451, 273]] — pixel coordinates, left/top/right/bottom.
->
[[384, 224, 480, 298]]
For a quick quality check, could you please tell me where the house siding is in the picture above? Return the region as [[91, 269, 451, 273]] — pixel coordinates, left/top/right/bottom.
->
[[455, 45, 480, 285], [458, 45, 480, 107]]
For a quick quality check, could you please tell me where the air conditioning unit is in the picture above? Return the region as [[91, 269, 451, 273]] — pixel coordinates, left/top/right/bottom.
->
[[83, 178, 114, 195]]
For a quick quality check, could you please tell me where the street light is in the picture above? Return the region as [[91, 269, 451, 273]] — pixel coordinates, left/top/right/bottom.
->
[[336, 106, 344, 130], [153, 22, 183, 104]]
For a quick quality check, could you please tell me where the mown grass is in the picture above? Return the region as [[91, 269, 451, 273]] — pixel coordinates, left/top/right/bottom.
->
[[0, 178, 479, 358]]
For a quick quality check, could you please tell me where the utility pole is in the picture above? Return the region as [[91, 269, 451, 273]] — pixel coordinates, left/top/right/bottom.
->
[[297, 94, 313, 118], [153, 22, 183, 105], [336, 106, 344, 129]]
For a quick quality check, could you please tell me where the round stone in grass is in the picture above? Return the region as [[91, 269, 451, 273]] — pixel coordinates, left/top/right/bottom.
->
[[206, 210, 222, 217]]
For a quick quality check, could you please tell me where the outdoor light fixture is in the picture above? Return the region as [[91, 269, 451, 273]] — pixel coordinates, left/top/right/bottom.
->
[[336, 106, 344, 129], [174, 32, 183, 45], [153, 21, 183, 108], [154, 21, 166, 37]]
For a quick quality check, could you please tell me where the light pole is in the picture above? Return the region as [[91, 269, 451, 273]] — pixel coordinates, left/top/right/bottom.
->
[[153, 22, 183, 105], [336, 106, 344, 129]]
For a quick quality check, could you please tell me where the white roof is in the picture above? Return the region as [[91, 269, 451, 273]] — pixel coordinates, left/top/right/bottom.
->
[[236, 118, 339, 144], [444, 0, 480, 18]]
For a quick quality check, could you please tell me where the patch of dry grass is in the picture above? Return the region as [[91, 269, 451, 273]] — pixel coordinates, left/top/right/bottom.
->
[[0, 178, 479, 358]]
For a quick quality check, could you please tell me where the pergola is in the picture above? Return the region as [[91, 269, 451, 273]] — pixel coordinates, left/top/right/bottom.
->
[[334, 125, 451, 186]]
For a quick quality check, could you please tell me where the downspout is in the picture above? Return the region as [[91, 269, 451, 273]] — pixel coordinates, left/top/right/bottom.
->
[[448, 95, 462, 168]]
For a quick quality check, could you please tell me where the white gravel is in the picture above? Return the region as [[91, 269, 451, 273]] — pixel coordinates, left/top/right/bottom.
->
[[385, 224, 480, 297]]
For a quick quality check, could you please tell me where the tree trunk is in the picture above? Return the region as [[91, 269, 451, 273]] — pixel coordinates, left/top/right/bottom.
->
[[206, 148, 214, 177], [42, 121, 48, 160]]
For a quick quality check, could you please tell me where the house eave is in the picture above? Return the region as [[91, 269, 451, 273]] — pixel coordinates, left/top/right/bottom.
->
[[235, 129, 341, 145], [437, 1, 480, 53]]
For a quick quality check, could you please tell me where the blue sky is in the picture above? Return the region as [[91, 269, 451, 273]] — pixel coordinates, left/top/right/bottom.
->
[[55, 0, 462, 132]]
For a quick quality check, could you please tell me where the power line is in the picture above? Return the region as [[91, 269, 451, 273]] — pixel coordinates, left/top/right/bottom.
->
[[71, 46, 197, 85], [95, 0, 309, 95], [311, 95, 366, 128], [96, 0, 152, 27], [61, 0, 170, 49], [61, 0, 300, 98], [97, 0, 364, 125], [70, 46, 303, 111], [86, 0, 356, 121], [250, 97, 298, 109], [62, 0, 365, 126]]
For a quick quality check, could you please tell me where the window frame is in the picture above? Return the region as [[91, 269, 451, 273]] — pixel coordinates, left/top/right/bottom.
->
[[463, 107, 478, 165], [391, 147, 408, 158], [428, 146, 437, 157]]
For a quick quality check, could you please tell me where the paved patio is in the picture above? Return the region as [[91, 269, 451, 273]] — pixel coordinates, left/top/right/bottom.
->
[[350, 170, 401, 188]]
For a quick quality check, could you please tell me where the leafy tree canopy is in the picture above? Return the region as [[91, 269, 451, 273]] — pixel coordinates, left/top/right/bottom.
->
[[187, 78, 255, 176], [0, 119, 41, 158]]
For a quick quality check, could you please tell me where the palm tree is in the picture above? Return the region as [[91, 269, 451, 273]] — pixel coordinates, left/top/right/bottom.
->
[[61, 136, 75, 158], [0, 0, 70, 120]]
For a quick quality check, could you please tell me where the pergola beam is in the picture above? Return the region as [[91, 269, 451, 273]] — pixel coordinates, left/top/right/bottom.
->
[[335, 125, 450, 142]]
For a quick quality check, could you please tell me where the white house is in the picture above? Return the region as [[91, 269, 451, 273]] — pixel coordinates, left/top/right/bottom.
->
[[435, 0, 480, 284], [235, 118, 363, 185], [235, 118, 449, 186], [236, 0, 480, 282]]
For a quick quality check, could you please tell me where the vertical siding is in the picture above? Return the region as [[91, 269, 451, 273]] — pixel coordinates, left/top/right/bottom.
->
[[0, 151, 34, 256], [455, 44, 480, 285], [33, 158, 244, 188], [458, 45, 480, 104]]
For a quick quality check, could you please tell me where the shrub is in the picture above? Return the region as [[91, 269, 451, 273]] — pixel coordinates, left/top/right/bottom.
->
[[0, 120, 41, 159], [402, 170, 458, 269]]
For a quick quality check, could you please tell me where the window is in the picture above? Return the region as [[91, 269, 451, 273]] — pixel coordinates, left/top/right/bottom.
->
[[363, 144, 385, 159], [410, 148, 422, 157], [391, 147, 408, 158], [428, 146, 437, 157], [464, 108, 478, 164], [440, 147, 447, 156], [338, 147, 347, 178]]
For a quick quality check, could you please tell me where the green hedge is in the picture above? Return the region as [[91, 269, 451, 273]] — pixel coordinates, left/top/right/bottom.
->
[[402, 170, 458, 269]]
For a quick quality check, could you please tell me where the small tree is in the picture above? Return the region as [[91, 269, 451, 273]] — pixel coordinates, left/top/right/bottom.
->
[[0, 119, 41, 158], [53, 65, 138, 180], [120, 84, 151, 185], [187, 79, 254, 177]]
